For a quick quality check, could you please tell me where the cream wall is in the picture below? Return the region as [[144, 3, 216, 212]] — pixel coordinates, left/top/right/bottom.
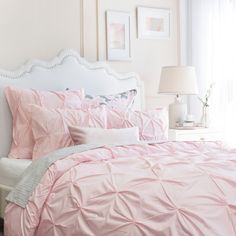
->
[[0, 0, 180, 109]]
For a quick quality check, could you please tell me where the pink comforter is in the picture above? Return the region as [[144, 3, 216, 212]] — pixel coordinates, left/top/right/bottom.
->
[[5, 142, 236, 236]]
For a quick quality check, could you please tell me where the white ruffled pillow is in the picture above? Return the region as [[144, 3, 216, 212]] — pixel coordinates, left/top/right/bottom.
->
[[68, 126, 140, 145]]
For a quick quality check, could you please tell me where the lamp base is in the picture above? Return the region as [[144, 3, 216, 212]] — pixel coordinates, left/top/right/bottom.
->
[[169, 98, 187, 128]]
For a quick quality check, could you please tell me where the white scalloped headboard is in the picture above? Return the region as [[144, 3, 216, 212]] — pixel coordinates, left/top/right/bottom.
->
[[0, 49, 144, 157]]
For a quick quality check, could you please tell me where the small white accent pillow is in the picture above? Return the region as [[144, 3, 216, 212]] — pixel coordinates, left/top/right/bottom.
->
[[68, 126, 140, 145]]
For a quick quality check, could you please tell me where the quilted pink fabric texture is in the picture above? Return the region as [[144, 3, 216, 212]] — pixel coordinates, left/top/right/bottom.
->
[[31, 105, 107, 159], [82, 89, 137, 110], [5, 87, 84, 159], [4, 142, 236, 236], [107, 108, 168, 141]]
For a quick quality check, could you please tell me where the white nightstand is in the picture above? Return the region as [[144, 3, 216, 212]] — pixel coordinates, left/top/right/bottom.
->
[[168, 128, 223, 141]]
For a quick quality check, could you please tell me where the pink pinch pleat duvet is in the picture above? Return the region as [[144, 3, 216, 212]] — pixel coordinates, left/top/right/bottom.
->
[[4, 141, 236, 236]]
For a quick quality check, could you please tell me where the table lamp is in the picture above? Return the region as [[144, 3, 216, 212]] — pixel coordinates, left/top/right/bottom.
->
[[159, 66, 198, 128]]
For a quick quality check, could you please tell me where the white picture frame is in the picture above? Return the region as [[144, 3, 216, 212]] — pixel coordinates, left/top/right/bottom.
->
[[137, 7, 170, 39], [106, 11, 131, 61]]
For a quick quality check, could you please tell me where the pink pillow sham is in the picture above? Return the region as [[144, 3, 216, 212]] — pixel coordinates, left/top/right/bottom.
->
[[82, 89, 137, 111], [30, 105, 107, 160], [5, 86, 84, 159], [107, 108, 169, 141]]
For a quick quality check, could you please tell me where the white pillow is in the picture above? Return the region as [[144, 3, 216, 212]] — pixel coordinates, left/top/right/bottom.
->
[[68, 126, 140, 145]]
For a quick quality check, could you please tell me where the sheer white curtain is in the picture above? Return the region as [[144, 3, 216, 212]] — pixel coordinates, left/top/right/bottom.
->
[[187, 0, 236, 146]]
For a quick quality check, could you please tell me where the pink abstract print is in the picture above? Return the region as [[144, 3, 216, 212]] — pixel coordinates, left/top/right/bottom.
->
[[146, 17, 164, 32], [109, 23, 125, 50]]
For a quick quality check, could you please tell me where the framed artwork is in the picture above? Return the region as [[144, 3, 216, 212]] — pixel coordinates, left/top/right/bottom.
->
[[106, 11, 131, 61], [137, 7, 170, 39]]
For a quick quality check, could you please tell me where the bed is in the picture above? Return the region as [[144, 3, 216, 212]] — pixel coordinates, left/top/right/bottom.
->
[[1, 49, 236, 236], [0, 49, 144, 216]]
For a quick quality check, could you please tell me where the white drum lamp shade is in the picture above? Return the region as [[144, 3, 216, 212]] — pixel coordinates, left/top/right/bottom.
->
[[159, 66, 198, 95], [159, 66, 198, 128]]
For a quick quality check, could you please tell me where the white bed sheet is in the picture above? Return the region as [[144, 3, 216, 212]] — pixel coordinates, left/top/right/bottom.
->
[[0, 158, 31, 189], [0, 158, 31, 217]]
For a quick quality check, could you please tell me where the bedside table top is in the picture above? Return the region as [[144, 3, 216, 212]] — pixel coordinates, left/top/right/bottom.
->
[[169, 127, 221, 133], [168, 128, 223, 141]]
